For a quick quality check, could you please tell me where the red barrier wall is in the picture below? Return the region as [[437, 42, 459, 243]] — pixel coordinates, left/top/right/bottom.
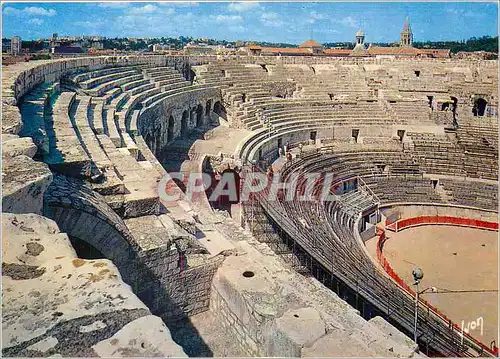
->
[[376, 221, 498, 356], [395, 216, 498, 232]]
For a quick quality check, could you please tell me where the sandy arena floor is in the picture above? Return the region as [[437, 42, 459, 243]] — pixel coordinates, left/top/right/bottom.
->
[[365, 225, 498, 346]]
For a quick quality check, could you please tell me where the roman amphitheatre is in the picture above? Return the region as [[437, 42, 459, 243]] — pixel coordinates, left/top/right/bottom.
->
[[2, 32, 499, 359]]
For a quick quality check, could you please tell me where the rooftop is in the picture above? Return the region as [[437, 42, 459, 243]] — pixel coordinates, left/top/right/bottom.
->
[[300, 40, 323, 48]]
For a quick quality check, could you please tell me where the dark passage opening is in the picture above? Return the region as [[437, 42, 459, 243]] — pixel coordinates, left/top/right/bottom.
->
[[168, 115, 174, 142], [213, 101, 227, 121], [427, 95, 434, 110], [473, 98, 487, 117], [205, 100, 211, 116], [196, 104, 203, 127], [69, 236, 105, 259], [352, 129, 360, 143], [397, 130, 405, 142], [181, 110, 189, 137]]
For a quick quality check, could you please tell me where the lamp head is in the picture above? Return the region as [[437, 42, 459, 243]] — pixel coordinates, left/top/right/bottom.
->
[[412, 267, 424, 284]]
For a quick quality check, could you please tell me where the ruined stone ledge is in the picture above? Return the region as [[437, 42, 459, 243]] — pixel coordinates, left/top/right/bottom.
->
[[2, 154, 52, 215], [1, 213, 187, 358]]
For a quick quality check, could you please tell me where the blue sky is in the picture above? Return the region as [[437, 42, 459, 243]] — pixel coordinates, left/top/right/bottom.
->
[[2, 2, 498, 43]]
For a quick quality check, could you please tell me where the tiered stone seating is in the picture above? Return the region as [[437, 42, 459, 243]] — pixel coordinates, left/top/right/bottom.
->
[[70, 96, 111, 170], [295, 68, 372, 100], [406, 132, 467, 177], [407, 131, 498, 180], [79, 70, 141, 96], [68, 66, 136, 83], [456, 116, 498, 152], [70, 95, 125, 194], [142, 66, 191, 91], [95, 132, 162, 217], [141, 84, 211, 109], [364, 176, 442, 203], [195, 63, 276, 127], [265, 102, 390, 128], [279, 149, 439, 204], [440, 179, 498, 210], [88, 99, 104, 134], [386, 100, 433, 125], [44, 91, 94, 178]]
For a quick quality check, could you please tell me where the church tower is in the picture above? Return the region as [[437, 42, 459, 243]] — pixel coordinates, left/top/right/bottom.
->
[[400, 17, 413, 47], [355, 29, 365, 46], [350, 29, 367, 56]]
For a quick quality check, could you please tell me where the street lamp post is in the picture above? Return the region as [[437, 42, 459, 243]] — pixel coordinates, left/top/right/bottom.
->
[[412, 267, 424, 344]]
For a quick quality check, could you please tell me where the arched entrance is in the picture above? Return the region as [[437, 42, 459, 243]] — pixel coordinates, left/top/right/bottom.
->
[[168, 115, 175, 142], [206, 168, 241, 216], [213, 101, 227, 121], [189, 69, 196, 84], [44, 175, 136, 268], [473, 98, 487, 117], [450, 96, 458, 124], [205, 100, 212, 116], [144, 133, 154, 153], [181, 110, 189, 137], [196, 104, 203, 127]]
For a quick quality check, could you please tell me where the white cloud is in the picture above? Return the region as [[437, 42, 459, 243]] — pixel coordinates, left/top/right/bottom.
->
[[3, 6, 56, 16], [228, 2, 259, 12], [113, 10, 196, 36], [75, 20, 105, 28], [159, 2, 198, 6], [129, 4, 157, 14], [211, 14, 243, 23], [334, 16, 358, 28], [261, 12, 284, 27], [28, 18, 44, 25], [308, 11, 326, 24], [229, 25, 246, 33], [97, 2, 130, 9]]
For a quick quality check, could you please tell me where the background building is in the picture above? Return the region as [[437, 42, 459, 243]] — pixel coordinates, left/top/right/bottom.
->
[[11, 36, 21, 56]]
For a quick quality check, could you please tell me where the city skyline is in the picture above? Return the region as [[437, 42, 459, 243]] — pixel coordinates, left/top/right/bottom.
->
[[2, 2, 499, 44]]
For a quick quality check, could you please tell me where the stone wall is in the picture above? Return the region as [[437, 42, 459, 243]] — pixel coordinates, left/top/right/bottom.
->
[[381, 203, 498, 223], [138, 87, 221, 156], [2, 213, 187, 358], [209, 283, 261, 356], [130, 234, 224, 323], [208, 241, 419, 358]]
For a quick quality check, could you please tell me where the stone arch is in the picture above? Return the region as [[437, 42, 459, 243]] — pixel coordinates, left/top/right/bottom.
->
[[144, 132, 154, 153], [189, 69, 196, 84], [181, 110, 189, 137], [205, 100, 212, 116], [43, 175, 137, 268], [213, 101, 227, 121], [206, 167, 241, 217], [196, 104, 203, 127], [155, 130, 162, 155], [473, 97, 487, 117], [167, 115, 175, 142]]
